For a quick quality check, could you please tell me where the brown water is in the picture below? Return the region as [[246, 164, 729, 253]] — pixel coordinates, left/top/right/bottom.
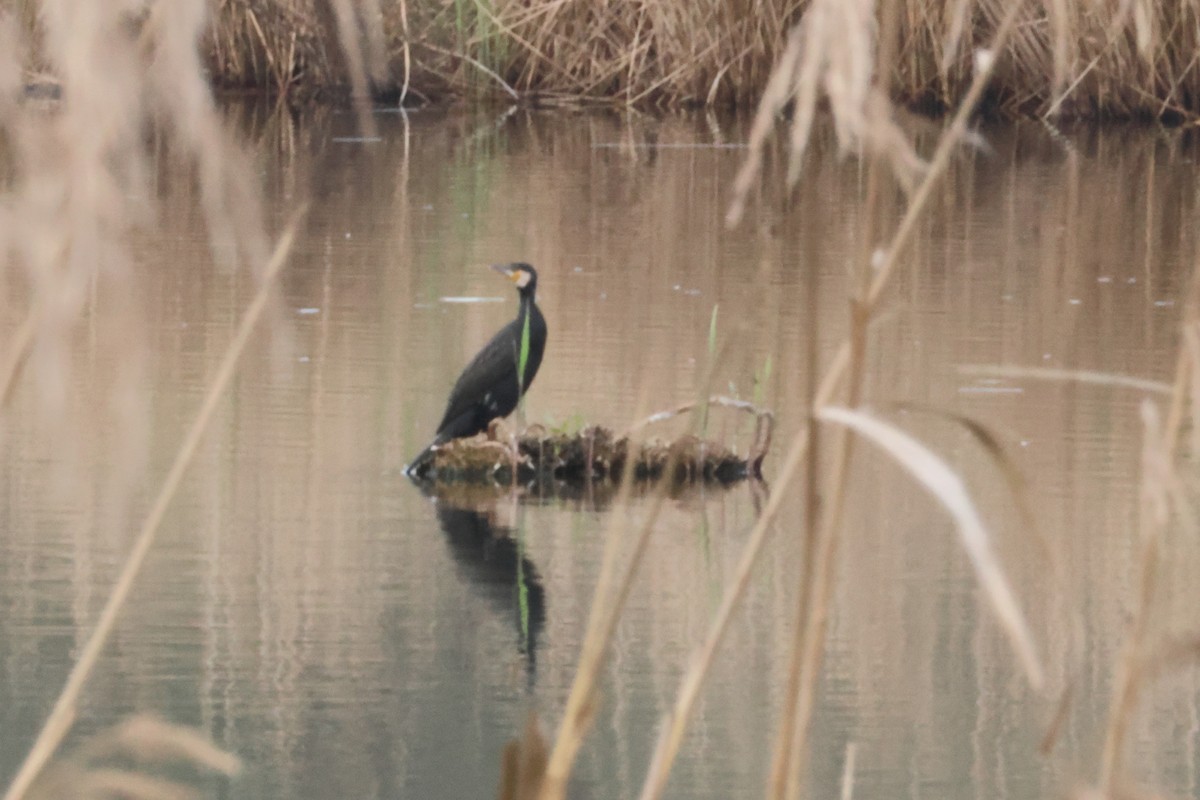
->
[[2, 107, 1200, 799]]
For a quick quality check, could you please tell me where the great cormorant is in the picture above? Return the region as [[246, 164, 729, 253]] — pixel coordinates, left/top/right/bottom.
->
[[409, 263, 547, 468]]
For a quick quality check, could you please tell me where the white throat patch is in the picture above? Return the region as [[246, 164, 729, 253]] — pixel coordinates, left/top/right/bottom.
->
[[514, 270, 532, 288]]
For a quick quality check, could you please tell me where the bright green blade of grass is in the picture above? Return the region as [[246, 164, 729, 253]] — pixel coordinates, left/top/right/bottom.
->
[[517, 308, 531, 414], [707, 304, 719, 357]]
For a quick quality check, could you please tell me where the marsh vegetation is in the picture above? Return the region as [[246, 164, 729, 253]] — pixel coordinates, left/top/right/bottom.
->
[[200, 0, 1200, 117]]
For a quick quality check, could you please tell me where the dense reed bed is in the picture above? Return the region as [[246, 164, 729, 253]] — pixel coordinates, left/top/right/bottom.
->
[[201, 0, 1200, 117]]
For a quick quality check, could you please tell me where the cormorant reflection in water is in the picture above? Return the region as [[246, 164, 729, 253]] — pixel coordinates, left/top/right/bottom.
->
[[435, 502, 546, 678]]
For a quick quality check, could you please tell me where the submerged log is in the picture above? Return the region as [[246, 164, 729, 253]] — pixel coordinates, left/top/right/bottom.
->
[[406, 397, 774, 487]]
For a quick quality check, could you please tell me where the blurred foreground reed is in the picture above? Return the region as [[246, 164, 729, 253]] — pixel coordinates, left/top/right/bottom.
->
[[1, 2, 294, 798]]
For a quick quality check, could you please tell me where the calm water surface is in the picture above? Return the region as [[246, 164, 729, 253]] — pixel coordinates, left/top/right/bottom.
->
[[2, 107, 1199, 798]]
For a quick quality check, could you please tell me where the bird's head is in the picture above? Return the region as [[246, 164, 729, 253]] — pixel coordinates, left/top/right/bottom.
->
[[491, 262, 538, 298]]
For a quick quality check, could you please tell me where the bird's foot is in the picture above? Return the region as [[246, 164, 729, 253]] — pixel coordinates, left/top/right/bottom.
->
[[486, 418, 509, 441]]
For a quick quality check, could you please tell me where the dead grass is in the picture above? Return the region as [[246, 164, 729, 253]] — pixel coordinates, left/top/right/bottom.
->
[[10, 0, 1200, 115], [187, 0, 1200, 116]]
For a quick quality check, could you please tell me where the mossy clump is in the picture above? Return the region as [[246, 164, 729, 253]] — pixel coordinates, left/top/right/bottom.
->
[[407, 424, 767, 487]]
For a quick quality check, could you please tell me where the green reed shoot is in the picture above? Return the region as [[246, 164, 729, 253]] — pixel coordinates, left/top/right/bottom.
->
[[547, 412, 587, 437], [753, 354, 772, 408], [516, 526, 532, 651], [707, 304, 719, 356], [516, 306, 532, 415], [700, 304, 718, 436]]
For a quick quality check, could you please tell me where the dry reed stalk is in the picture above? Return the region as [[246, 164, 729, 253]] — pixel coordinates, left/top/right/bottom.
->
[[1186, 322, 1200, 458], [839, 742, 857, 800], [1163, 220, 1200, 455], [1040, 683, 1074, 756], [780, 65, 898, 790], [1164, 321, 1200, 459], [1086, 209, 1200, 792], [535, 394, 658, 799], [207, 0, 803, 106], [1, 217, 300, 800], [25, 715, 239, 800], [1097, 400, 1170, 793], [396, 0, 411, 103], [777, 0, 911, 773], [497, 712, 549, 800], [770, 68, 885, 798], [897, 402, 1088, 667], [0, 308, 36, 407], [419, 41, 520, 101], [638, 6, 1026, 798], [774, 179, 824, 800], [539, 329, 741, 797], [327, 0, 380, 136], [779, 378, 863, 800], [537, 483, 674, 799], [1091, 279, 1200, 791], [638, 370, 825, 800], [74, 716, 239, 773], [766, 447, 819, 797], [207, 0, 322, 97], [956, 364, 1173, 395]]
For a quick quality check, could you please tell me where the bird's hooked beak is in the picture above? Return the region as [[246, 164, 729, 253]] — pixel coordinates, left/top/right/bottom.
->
[[491, 263, 531, 289]]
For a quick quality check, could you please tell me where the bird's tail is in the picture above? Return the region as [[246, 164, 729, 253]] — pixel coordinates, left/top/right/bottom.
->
[[404, 435, 444, 477]]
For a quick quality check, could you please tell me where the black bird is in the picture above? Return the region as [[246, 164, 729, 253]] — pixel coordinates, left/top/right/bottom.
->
[[410, 263, 547, 468]]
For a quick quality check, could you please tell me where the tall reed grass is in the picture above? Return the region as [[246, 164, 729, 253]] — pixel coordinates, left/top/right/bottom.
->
[[199, 0, 1200, 117]]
